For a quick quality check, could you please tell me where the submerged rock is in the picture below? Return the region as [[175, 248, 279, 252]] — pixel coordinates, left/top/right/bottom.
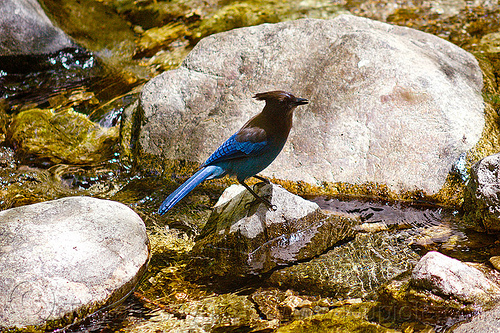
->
[[7, 108, 118, 164], [453, 304, 500, 333], [123, 293, 277, 332], [189, 183, 359, 281], [276, 301, 396, 333], [136, 14, 484, 202], [464, 153, 500, 231], [411, 251, 500, 304], [0, 0, 73, 56], [0, 197, 149, 331], [268, 230, 420, 298]]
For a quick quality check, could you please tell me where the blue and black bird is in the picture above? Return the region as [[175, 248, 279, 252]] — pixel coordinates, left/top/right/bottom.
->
[[158, 90, 308, 215]]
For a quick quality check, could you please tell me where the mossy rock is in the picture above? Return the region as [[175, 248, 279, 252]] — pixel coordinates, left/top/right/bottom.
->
[[277, 302, 397, 333], [7, 108, 118, 164]]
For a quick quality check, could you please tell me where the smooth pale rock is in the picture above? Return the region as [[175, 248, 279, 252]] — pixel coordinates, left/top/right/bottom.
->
[[0, 0, 73, 56], [190, 183, 359, 280], [0, 197, 149, 331], [411, 251, 500, 304], [137, 15, 484, 197], [465, 153, 500, 231]]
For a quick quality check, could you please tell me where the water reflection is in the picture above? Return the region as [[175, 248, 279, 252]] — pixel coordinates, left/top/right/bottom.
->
[[311, 196, 500, 262]]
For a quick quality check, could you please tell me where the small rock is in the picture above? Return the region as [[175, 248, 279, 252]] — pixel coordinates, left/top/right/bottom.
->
[[189, 183, 359, 280], [490, 256, 500, 271], [0, 197, 149, 331], [411, 251, 500, 304], [464, 153, 500, 231]]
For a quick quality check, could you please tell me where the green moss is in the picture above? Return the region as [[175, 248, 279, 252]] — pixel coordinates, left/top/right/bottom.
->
[[7, 108, 118, 165]]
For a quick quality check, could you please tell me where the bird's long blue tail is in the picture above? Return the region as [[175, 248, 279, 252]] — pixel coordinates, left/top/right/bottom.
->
[[158, 165, 222, 215]]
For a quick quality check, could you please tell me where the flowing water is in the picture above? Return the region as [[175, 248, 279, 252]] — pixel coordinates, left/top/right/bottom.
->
[[2, 1, 500, 332]]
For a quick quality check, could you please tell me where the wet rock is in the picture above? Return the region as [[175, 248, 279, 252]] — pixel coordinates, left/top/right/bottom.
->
[[452, 304, 500, 333], [377, 252, 500, 328], [41, 0, 150, 82], [0, 197, 149, 331], [0, 0, 73, 56], [136, 15, 484, 201], [480, 32, 500, 53], [123, 293, 277, 332], [411, 251, 500, 304], [276, 301, 396, 333], [464, 153, 500, 232], [268, 230, 420, 298], [6, 108, 119, 164], [376, 271, 476, 327], [189, 183, 359, 281], [490, 256, 500, 271]]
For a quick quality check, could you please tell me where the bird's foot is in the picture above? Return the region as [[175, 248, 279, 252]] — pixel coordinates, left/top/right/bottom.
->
[[245, 199, 277, 211], [252, 175, 271, 184]]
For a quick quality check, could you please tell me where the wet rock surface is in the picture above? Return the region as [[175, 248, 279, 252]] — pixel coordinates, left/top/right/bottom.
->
[[137, 14, 484, 200], [376, 251, 500, 327], [465, 153, 500, 232], [411, 251, 500, 304], [7, 108, 119, 164], [0, 0, 73, 56], [268, 230, 420, 298], [190, 183, 359, 281], [0, 197, 149, 331], [452, 304, 500, 333]]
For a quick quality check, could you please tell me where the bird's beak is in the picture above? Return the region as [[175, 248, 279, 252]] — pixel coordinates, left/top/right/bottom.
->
[[294, 98, 309, 106]]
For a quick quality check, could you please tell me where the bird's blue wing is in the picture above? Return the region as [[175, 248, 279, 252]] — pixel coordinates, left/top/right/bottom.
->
[[203, 132, 268, 166]]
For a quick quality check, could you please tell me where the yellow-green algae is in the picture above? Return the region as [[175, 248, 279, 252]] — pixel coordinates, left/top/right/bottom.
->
[[276, 302, 398, 333], [7, 108, 118, 165]]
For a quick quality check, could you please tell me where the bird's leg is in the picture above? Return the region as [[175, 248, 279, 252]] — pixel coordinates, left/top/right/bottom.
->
[[240, 181, 277, 211], [252, 175, 271, 184]]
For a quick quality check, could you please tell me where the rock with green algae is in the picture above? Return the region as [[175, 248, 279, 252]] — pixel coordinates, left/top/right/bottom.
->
[[268, 231, 420, 298], [7, 108, 118, 164], [276, 302, 397, 333], [463, 153, 500, 232], [188, 183, 360, 282], [122, 293, 278, 332]]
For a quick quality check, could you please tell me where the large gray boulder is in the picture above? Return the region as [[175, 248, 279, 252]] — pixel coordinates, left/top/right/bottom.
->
[[0, 0, 73, 56], [137, 14, 484, 198], [0, 197, 149, 331]]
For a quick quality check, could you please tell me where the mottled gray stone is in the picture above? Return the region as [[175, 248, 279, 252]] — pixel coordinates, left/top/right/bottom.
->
[[137, 14, 484, 197], [190, 183, 359, 279], [0, 197, 149, 331], [465, 153, 500, 231], [452, 305, 500, 333], [0, 0, 73, 56], [411, 251, 500, 304]]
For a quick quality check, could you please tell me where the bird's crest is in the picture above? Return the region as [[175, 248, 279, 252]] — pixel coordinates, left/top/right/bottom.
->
[[253, 91, 294, 102]]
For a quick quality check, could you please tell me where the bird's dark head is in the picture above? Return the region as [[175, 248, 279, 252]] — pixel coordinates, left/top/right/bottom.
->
[[254, 91, 308, 114]]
